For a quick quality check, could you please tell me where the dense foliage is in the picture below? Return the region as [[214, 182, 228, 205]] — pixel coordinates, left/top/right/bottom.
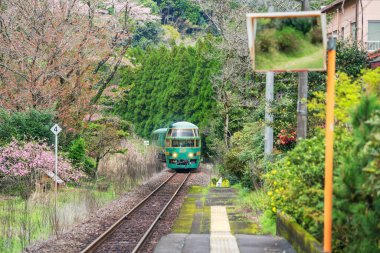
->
[[132, 21, 164, 49], [0, 109, 55, 145], [264, 68, 380, 251], [264, 130, 353, 240], [117, 38, 220, 137], [309, 72, 362, 124], [334, 96, 380, 252], [151, 0, 206, 28], [221, 122, 265, 189]]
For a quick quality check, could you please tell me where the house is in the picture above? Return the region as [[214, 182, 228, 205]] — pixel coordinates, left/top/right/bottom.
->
[[35, 171, 65, 192], [321, 0, 380, 52], [368, 49, 380, 69]]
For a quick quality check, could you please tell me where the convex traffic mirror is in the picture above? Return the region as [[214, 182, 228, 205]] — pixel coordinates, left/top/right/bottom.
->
[[247, 11, 327, 72]]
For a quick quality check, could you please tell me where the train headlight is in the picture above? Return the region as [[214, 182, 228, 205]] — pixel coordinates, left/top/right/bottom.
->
[[188, 153, 194, 158], [172, 152, 178, 158]]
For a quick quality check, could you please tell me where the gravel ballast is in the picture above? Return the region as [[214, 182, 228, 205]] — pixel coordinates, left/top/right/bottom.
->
[[25, 164, 211, 253]]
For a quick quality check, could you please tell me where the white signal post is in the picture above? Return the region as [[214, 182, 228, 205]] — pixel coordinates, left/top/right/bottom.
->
[[51, 124, 62, 193], [51, 124, 62, 230]]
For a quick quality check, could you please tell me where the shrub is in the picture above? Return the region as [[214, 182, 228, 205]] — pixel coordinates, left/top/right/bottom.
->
[[308, 26, 323, 44], [334, 96, 380, 252], [276, 27, 302, 53], [0, 109, 54, 145], [68, 137, 96, 177], [222, 122, 265, 189], [255, 29, 277, 53], [282, 17, 313, 35], [276, 129, 296, 152], [336, 40, 368, 77], [309, 72, 362, 125], [68, 137, 86, 167], [265, 130, 353, 240]]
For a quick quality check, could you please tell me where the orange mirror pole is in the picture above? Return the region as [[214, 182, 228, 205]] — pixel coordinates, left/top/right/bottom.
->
[[324, 37, 336, 253]]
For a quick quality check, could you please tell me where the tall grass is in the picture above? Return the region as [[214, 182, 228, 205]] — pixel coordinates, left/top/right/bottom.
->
[[98, 139, 163, 194], [0, 188, 115, 253], [233, 184, 276, 235], [0, 138, 163, 253]]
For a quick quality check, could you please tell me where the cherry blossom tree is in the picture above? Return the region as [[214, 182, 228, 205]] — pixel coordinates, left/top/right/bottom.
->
[[0, 0, 134, 128], [0, 139, 84, 197]]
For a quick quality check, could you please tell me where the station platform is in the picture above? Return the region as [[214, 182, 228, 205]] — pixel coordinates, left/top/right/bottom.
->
[[154, 187, 295, 253]]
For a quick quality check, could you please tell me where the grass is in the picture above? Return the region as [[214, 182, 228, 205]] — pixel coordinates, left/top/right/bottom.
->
[[256, 39, 324, 71], [0, 186, 117, 253], [232, 184, 276, 235], [0, 138, 163, 253]]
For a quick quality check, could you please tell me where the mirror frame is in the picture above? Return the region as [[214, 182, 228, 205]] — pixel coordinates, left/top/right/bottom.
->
[[246, 11, 327, 72]]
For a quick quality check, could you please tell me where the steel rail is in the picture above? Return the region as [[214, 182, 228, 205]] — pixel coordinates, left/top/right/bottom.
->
[[80, 172, 177, 253], [131, 172, 191, 253]]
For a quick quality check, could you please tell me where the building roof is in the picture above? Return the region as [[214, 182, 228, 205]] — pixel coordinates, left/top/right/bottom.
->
[[45, 171, 65, 184], [369, 49, 380, 60], [169, 121, 198, 129], [321, 0, 345, 13], [152, 128, 168, 134]]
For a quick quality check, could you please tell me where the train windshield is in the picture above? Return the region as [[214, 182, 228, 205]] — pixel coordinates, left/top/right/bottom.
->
[[171, 129, 194, 137], [172, 140, 195, 147]]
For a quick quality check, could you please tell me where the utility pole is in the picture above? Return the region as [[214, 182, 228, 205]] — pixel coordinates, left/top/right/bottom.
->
[[265, 5, 274, 156], [265, 72, 274, 155], [297, 0, 310, 140]]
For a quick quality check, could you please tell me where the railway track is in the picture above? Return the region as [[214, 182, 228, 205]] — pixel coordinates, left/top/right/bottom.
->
[[80, 172, 190, 253]]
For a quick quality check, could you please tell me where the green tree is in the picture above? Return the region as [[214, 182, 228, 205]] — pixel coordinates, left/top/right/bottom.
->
[[309, 72, 362, 125], [116, 38, 220, 137], [132, 21, 163, 49], [0, 109, 54, 145], [334, 96, 380, 253]]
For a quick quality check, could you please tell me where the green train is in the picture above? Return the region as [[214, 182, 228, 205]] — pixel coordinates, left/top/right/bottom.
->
[[151, 122, 201, 170]]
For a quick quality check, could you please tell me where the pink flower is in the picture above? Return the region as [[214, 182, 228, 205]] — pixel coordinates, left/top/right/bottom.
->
[[0, 140, 84, 182]]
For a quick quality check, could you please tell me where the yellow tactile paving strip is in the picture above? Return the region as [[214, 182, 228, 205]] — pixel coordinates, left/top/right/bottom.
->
[[210, 206, 240, 253]]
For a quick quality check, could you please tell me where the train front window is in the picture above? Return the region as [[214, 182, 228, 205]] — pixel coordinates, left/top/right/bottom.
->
[[172, 140, 195, 147], [171, 129, 194, 137]]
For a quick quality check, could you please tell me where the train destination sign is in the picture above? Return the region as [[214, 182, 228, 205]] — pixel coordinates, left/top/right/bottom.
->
[[246, 11, 327, 72]]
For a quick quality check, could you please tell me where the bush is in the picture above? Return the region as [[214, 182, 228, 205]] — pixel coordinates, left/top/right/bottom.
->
[[334, 96, 380, 252], [68, 137, 86, 166], [132, 21, 163, 49], [0, 109, 54, 145], [276, 27, 302, 53], [222, 122, 265, 189], [336, 40, 368, 77], [255, 29, 277, 53], [265, 130, 353, 240], [282, 17, 313, 35], [276, 129, 296, 152], [309, 72, 362, 125], [308, 26, 323, 44], [68, 137, 96, 177]]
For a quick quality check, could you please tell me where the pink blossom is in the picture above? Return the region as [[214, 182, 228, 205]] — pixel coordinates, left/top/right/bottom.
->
[[0, 140, 84, 182]]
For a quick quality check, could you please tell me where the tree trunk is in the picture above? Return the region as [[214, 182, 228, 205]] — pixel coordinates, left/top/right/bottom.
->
[[224, 106, 230, 149], [95, 157, 100, 182]]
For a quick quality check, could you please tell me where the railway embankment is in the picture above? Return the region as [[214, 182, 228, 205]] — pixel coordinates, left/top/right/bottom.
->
[[25, 166, 211, 253]]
